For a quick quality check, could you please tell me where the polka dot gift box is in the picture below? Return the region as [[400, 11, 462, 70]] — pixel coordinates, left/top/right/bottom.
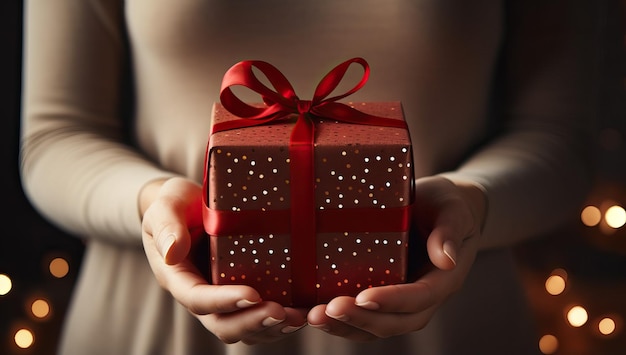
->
[[202, 58, 415, 307]]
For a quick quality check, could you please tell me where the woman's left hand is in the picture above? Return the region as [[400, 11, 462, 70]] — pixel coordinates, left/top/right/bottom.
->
[[306, 176, 486, 340]]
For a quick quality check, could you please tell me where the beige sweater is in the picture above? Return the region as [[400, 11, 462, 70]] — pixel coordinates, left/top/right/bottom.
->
[[20, 0, 598, 354]]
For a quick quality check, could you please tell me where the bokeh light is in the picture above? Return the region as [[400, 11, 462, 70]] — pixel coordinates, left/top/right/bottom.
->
[[598, 317, 617, 335], [31, 298, 51, 319], [545, 275, 566, 296], [605, 205, 626, 229], [581, 205, 602, 227], [0, 273, 12, 295], [567, 305, 589, 327], [14, 328, 34, 349], [598, 317, 616, 336], [49, 257, 69, 278], [538, 334, 559, 354]]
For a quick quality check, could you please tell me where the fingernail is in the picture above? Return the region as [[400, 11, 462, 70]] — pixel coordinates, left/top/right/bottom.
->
[[281, 324, 306, 334], [236, 299, 260, 309], [355, 300, 380, 310], [159, 233, 176, 259], [443, 240, 457, 266], [325, 310, 349, 322], [262, 317, 284, 327]]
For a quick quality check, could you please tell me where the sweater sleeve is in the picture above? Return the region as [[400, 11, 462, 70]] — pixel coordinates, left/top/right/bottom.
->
[[20, 0, 176, 245], [441, 0, 601, 249]]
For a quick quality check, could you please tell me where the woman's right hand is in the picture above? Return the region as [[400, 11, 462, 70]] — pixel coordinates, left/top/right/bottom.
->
[[140, 177, 308, 344]]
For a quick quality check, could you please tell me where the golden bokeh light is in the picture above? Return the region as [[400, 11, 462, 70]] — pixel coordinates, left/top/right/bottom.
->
[[567, 305, 589, 327], [0, 273, 12, 296], [49, 257, 69, 278], [14, 328, 34, 349], [538, 334, 559, 354], [605, 205, 626, 229], [581, 205, 602, 227], [545, 275, 566, 296], [31, 299, 51, 319], [598, 317, 616, 335]]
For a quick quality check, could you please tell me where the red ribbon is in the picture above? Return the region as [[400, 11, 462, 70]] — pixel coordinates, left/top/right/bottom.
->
[[205, 58, 409, 306]]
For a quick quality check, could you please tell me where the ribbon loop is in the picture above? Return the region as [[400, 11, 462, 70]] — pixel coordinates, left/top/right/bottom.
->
[[219, 60, 298, 120], [313, 57, 370, 104]]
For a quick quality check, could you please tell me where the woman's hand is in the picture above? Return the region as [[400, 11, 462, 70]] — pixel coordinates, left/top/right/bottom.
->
[[307, 175, 487, 341], [140, 177, 308, 344]]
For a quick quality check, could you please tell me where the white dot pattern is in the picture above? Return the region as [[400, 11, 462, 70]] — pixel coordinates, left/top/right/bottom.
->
[[207, 102, 413, 306]]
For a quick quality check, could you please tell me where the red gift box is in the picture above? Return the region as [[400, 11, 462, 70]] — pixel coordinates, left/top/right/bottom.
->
[[203, 59, 414, 307]]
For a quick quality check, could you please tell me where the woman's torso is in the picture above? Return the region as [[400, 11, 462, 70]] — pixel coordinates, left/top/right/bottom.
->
[[127, 0, 502, 181]]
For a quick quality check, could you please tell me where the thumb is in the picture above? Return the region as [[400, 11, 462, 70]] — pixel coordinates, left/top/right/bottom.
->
[[156, 229, 192, 265], [423, 178, 487, 271], [143, 177, 202, 265], [425, 193, 476, 270], [426, 225, 460, 271]]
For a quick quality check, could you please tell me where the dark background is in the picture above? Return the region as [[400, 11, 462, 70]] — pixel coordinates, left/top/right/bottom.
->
[[1, 1, 625, 354], [1, 1, 85, 354]]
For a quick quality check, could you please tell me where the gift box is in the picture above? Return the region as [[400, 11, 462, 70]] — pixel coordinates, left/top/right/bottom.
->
[[203, 59, 414, 307]]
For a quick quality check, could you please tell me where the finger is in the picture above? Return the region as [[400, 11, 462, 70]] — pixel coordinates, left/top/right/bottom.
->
[[425, 195, 476, 270], [426, 225, 461, 270], [199, 304, 307, 344], [280, 307, 310, 334], [142, 198, 194, 264], [240, 307, 309, 345], [142, 231, 262, 315], [323, 296, 439, 339], [308, 303, 379, 342], [168, 262, 262, 315], [413, 176, 477, 271], [320, 279, 444, 338], [142, 177, 203, 264], [353, 236, 479, 314], [200, 302, 286, 344], [351, 282, 437, 314]]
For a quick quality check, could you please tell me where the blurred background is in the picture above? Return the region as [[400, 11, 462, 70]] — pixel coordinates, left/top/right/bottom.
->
[[1, 1, 625, 354]]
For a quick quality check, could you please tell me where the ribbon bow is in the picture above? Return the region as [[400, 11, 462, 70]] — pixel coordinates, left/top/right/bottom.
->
[[207, 58, 409, 306], [212, 57, 407, 133]]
